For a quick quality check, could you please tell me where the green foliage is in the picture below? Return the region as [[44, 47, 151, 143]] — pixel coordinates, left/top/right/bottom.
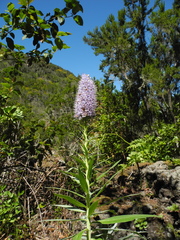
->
[[0, 185, 23, 238], [134, 218, 148, 231], [0, 0, 179, 238], [127, 123, 180, 165], [0, 0, 83, 64], [84, 0, 180, 135], [166, 204, 180, 212], [93, 81, 130, 163], [48, 127, 158, 240]]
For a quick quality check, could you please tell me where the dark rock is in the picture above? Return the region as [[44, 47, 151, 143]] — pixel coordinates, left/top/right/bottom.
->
[[94, 161, 180, 240]]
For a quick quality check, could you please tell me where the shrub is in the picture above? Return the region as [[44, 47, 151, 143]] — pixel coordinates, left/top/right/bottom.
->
[[127, 123, 180, 166]]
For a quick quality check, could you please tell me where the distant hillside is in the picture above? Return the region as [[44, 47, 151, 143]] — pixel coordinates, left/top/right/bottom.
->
[[18, 62, 79, 120], [0, 57, 80, 148]]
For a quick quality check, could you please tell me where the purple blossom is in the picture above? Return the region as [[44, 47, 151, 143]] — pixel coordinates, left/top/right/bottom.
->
[[74, 74, 97, 120]]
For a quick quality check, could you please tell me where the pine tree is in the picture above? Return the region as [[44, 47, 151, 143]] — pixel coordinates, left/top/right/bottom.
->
[[83, 0, 160, 136]]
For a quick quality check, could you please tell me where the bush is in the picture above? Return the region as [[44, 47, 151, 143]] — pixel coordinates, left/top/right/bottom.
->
[[0, 185, 23, 238], [127, 122, 180, 165]]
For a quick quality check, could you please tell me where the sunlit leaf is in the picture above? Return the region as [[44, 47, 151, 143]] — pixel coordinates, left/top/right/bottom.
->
[[40, 23, 50, 29], [53, 204, 85, 213], [78, 169, 88, 193], [73, 15, 83, 26], [55, 194, 86, 208], [3, 13, 10, 24], [99, 214, 160, 224], [52, 45, 58, 52], [51, 187, 85, 199], [43, 218, 81, 222], [57, 16, 65, 25], [7, 3, 15, 12], [18, 0, 34, 5], [72, 229, 86, 240], [97, 160, 120, 181], [57, 31, 71, 37], [89, 200, 99, 216]]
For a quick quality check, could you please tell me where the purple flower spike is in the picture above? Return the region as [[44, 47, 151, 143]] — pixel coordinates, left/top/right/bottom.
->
[[74, 74, 97, 120]]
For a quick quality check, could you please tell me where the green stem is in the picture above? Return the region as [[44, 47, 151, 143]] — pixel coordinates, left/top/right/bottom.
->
[[84, 128, 92, 240], [85, 157, 91, 240]]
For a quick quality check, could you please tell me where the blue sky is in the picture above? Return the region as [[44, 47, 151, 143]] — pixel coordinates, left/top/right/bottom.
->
[[0, 0, 174, 88]]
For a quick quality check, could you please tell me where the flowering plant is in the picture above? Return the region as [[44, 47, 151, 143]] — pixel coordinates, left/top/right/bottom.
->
[[74, 74, 97, 120], [48, 74, 159, 240]]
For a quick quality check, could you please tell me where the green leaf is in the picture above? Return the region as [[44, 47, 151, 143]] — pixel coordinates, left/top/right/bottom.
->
[[57, 16, 65, 25], [18, 0, 27, 5], [55, 38, 63, 50], [18, 0, 34, 6], [40, 23, 50, 29], [50, 22, 59, 38], [3, 13, 10, 24], [6, 37, 14, 50], [62, 43, 70, 49], [43, 218, 81, 222], [55, 194, 86, 208], [50, 187, 85, 199], [53, 204, 86, 213], [64, 0, 74, 3], [72, 4, 83, 15], [78, 169, 88, 193], [52, 45, 58, 52], [7, 3, 15, 12], [72, 229, 86, 240], [73, 156, 86, 168], [89, 200, 99, 216], [99, 214, 160, 224], [73, 15, 83, 26], [14, 44, 25, 50], [97, 160, 121, 181], [57, 31, 71, 37]]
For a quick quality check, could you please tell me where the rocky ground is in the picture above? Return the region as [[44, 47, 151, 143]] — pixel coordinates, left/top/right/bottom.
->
[[28, 160, 180, 240], [96, 161, 180, 240]]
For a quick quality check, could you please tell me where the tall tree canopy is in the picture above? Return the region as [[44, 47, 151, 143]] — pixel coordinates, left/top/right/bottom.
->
[[84, 0, 180, 131]]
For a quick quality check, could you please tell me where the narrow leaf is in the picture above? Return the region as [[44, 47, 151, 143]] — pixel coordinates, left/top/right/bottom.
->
[[78, 169, 88, 193], [57, 31, 71, 37], [49, 187, 85, 199], [43, 218, 81, 222], [56, 194, 86, 208], [53, 204, 85, 213], [72, 229, 86, 240], [99, 214, 160, 224], [97, 160, 120, 181], [89, 200, 99, 216], [73, 156, 86, 168]]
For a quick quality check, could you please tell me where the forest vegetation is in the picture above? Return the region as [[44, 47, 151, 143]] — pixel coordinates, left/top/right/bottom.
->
[[0, 0, 180, 239]]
